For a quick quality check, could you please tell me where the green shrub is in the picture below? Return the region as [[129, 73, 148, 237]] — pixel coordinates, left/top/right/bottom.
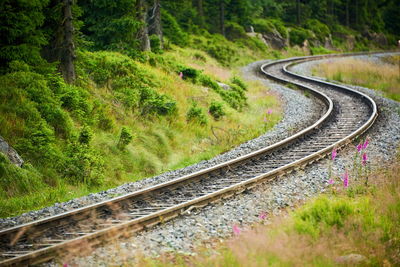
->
[[139, 87, 177, 116], [179, 67, 200, 81], [209, 101, 226, 120], [118, 126, 133, 150], [63, 142, 104, 186], [304, 19, 331, 42], [0, 153, 45, 198], [230, 76, 247, 91], [186, 103, 207, 125], [149, 34, 163, 54], [289, 28, 312, 46], [79, 126, 93, 145], [225, 21, 248, 40]]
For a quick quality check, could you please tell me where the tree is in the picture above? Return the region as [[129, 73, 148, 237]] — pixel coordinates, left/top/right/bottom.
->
[[136, 0, 151, 51], [60, 0, 76, 83], [0, 0, 48, 71], [148, 0, 163, 49], [219, 0, 226, 36]]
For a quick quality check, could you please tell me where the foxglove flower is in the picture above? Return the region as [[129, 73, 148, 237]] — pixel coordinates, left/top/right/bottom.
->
[[356, 143, 362, 152], [328, 178, 335, 185], [343, 171, 349, 188], [233, 224, 241, 235], [259, 212, 267, 220], [362, 138, 369, 150], [331, 148, 337, 161], [362, 152, 368, 165]]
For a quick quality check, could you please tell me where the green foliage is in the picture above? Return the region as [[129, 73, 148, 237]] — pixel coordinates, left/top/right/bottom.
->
[[230, 76, 247, 91], [0, 0, 48, 70], [149, 35, 163, 54], [225, 21, 248, 40], [289, 28, 312, 46], [78, 51, 177, 116], [63, 141, 104, 186], [0, 153, 45, 198], [186, 103, 208, 126], [304, 19, 331, 42], [253, 18, 288, 39], [209, 101, 226, 120], [79, 0, 140, 50], [162, 10, 188, 47], [79, 126, 93, 145], [179, 67, 200, 81], [118, 126, 133, 150], [294, 196, 356, 237]]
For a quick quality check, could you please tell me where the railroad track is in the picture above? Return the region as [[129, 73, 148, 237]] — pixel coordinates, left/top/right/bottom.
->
[[0, 53, 380, 266]]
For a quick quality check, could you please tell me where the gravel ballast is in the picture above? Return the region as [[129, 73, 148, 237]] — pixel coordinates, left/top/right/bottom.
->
[[3, 54, 400, 266]]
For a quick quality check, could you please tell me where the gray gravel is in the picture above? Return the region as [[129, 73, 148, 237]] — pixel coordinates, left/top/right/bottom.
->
[[4, 54, 400, 266], [0, 61, 321, 229]]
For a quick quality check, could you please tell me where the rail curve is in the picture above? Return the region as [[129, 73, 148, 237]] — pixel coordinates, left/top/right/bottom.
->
[[0, 53, 381, 266]]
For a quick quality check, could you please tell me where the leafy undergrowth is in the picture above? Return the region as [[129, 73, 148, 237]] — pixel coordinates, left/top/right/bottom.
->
[[0, 44, 282, 218], [139, 151, 400, 267], [313, 57, 400, 101]]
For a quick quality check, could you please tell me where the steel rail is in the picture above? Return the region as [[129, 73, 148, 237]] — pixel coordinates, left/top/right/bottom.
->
[[0, 52, 381, 266]]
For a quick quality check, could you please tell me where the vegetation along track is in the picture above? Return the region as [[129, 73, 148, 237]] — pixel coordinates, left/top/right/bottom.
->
[[0, 53, 380, 266]]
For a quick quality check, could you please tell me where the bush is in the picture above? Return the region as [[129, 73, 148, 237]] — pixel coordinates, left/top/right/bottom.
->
[[225, 21, 248, 40], [179, 67, 200, 81], [118, 126, 133, 150], [79, 126, 93, 145], [186, 103, 207, 125], [0, 153, 45, 198], [230, 76, 247, 91], [289, 28, 312, 46], [63, 142, 104, 186], [209, 101, 226, 120], [149, 34, 163, 54], [304, 19, 331, 43]]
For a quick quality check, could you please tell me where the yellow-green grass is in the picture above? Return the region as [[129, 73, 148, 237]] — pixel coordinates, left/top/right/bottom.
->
[[0, 48, 281, 218], [137, 156, 400, 267], [313, 57, 400, 101]]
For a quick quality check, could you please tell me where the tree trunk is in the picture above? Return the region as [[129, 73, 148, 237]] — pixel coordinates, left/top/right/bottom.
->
[[61, 0, 76, 84], [296, 0, 301, 24], [149, 0, 163, 49], [136, 0, 151, 51], [219, 0, 225, 36]]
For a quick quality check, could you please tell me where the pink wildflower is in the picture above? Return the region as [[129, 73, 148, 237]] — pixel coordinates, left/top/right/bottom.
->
[[331, 148, 337, 161], [343, 171, 349, 188], [362, 152, 368, 165], [328, 178, 335, 185], [233, 224, 241, 235], [179, 72, 183, 79], [63, 264, 69, 267], [362, 138, 369, 150], [263, 116, 268, 123], [259, 212, 267, 220], [267, 109, 273, 115], [356, 143, 362, 152]]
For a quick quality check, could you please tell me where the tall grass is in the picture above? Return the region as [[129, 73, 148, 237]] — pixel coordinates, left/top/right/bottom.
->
[[136, 157, 400, 267], [313, 57, 400, 101]]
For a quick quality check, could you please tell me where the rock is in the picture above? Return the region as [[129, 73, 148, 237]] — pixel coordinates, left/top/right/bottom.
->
[[324, 35, 335, 50], [216, 82, 231, 91], [363, 30, 388, 47], [262, 30, 287, 50], [0, 135, 24, 167], [335, 254, 367, 265]]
